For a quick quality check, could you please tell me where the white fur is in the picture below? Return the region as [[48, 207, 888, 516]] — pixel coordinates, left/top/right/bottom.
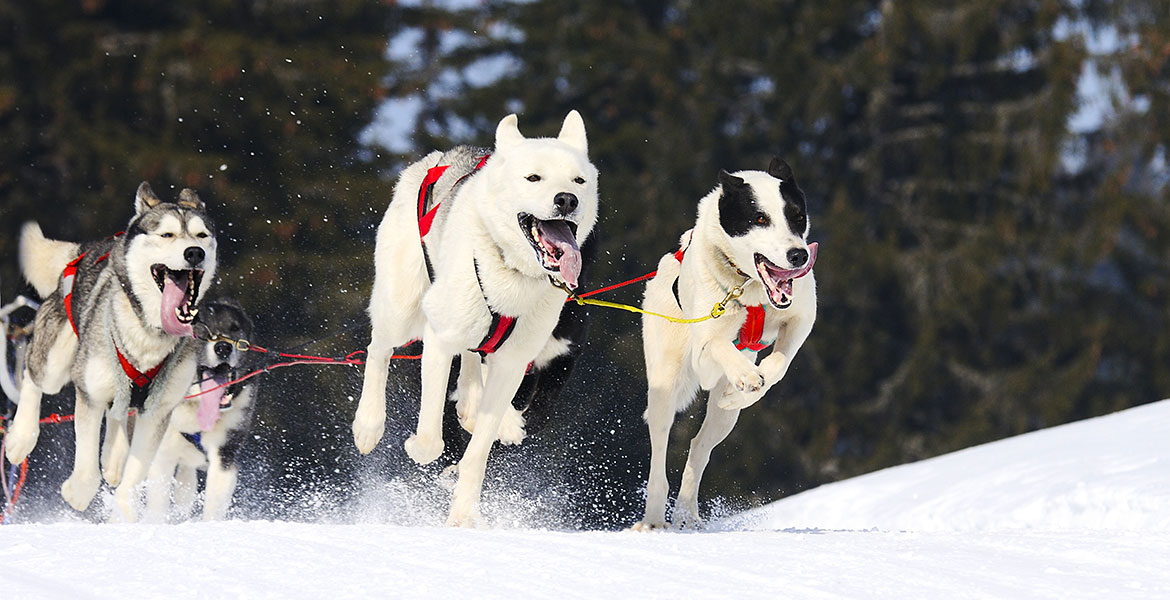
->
[[633, 168, 817, 530], [353, 111, 598, 526], [19, 222, 80, 299]]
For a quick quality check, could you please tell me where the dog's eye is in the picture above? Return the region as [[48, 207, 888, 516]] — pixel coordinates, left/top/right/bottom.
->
[[160, 232, 175, 239], [526, 174, 541, 182], [196, 232, 209, 239], [755, 213, 770, 226], [573, 176, 586, 185]]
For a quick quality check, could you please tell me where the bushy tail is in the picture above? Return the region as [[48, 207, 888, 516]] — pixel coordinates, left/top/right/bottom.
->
[[20, 222, 80, 298]]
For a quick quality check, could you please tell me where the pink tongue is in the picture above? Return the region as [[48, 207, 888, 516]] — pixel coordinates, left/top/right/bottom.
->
[[196, 376, 226, 431], [160, 277, 192, 337], [554, 240, 582, 289], [535, 221, 583, 289]]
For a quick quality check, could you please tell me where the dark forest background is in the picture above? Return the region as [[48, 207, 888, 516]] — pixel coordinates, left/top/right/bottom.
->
[[2, 0, 1168, 528]]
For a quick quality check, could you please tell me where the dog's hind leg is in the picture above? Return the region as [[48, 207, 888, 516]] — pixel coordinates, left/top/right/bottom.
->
[[4, 319, 76, 463], [447, 359, 527, 527], [632, 384, 679, 531], [100, 409, 130, 486], [674, 387, 741, 528], [60, 391, 106, 512], [404, 326, 454, 464]]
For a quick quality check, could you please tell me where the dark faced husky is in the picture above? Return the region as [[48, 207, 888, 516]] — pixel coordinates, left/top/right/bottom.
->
[[634, 158, 817, 530], [353, 111, 599, 526], [3, 183, 217, 521], [144, 298, 258, 521]]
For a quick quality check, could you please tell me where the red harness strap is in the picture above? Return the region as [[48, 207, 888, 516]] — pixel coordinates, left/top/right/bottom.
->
[[115, 344, 166, 409], [672, 244, 770, 352], [471, 312, 517, 357], [416, 154, 491, 240], [62, 250, 112, 336]]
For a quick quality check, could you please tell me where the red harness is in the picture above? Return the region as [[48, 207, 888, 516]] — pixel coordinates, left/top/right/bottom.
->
[[672, 246, 770, 352], [415, 155, 516, 356], [61, 234, 168, 408]]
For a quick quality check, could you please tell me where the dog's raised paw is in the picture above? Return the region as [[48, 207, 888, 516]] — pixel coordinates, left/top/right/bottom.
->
[[3, 424, 38, 464], [352, 414, 386, 454], [404, 434, 444, 464], [496, 408, 527, 446], [717, 386, 763, 411], [728, 363, 765, 393], [60, 474, 101, 512]]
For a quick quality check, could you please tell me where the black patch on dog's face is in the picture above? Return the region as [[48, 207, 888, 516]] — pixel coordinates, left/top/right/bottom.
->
[[767, 157, 808, 237], [718, 170, 769, 238]]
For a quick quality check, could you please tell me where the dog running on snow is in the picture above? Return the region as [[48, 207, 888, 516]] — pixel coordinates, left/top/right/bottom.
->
[[634, 158, 817, 530], [352, 111, 599, 526], [144, 298, 259, 521], [4, 183, 217, 521]]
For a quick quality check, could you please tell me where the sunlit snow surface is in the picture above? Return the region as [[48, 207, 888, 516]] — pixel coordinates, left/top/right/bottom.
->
[[5, 400, 1170, 599]]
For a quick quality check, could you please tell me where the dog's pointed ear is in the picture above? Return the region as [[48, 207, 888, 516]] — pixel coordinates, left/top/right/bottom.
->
[[495, 113, 524, 150], [177, 188, 204, 210], [135, 181, 162, 215], [557, 110, 587, 153], [718, 169, 746, 191], [767, 156, 793, 182]]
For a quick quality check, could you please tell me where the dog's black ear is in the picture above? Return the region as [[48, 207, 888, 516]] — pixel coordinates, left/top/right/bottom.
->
[[718, 170, 757, 237], [767, 156, 793, 182], [135, 181, 162, 215], [178, 188, 204, 211], [718, 169, 746, 190]]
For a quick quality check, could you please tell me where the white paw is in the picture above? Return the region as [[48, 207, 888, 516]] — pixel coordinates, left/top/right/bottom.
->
[[496, 408, 527, 446], [673, 503, 703, 529], [455, 396, 478, 433], [113, 484, 141, 523], [630, 520, 667, 532], [728, 363, 765, 393], [102, 462, 125, 487], [3, 423, 39, 463], [352, 411, 386, 455], [61, 474, 100, 512], [404, 434, 444, 465], [446, 506, 484, 528], [717, 386, 764, 410]]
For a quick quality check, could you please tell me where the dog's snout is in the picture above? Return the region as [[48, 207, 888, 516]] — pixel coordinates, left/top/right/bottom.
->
[[787, 247, 809, 268], [214, 341, 233, 360], [184, 246, 206, 267], [553, 192, 578, 216]]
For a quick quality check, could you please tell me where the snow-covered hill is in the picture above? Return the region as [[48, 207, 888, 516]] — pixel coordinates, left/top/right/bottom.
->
[[4, 400, 1170, 599]]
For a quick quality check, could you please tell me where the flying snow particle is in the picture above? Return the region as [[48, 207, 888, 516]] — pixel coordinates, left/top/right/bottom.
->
[[219, 164, 228, 171]]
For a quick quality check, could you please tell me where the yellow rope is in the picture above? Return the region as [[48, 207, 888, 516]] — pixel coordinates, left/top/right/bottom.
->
[[555, 279, 746, 324]]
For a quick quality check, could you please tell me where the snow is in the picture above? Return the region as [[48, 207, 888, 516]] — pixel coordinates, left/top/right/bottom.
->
[[4, 400, 1170, 599]]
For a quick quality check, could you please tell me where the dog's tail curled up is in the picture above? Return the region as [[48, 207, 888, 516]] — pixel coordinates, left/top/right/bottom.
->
[[20, 222, 80, 299]]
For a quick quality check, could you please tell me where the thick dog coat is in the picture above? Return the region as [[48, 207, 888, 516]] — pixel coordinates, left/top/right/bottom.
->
[[353, 112, 599, 526], [635, 158, 817, 529], [4, 183, 217, 521], [144, 298, 258, 521]]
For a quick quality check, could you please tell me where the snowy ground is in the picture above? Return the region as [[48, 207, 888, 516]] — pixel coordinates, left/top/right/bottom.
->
[[4, 399, 1170, 599]]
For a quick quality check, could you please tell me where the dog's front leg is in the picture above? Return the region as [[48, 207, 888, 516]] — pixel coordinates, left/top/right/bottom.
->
[[454, 351, 484, 434], [404, 325, 454, 464], [448, 358, 527, 527], [716, 349, 790, 410], [100, 409, 131, 486], [113, 407, 171, 522], [695, 335, 763, 394], [60, 390, 107, 512], [203, 449, 238, 521], [143, 433, 182, 522]]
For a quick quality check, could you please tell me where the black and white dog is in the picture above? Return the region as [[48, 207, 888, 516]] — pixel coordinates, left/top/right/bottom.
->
[[145, 298, 258, 521], [635, 158, 817, 529]]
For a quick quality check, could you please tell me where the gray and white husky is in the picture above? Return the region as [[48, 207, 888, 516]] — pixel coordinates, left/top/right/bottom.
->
[[4, 182, 217, 521], [635, 158, 817, 530], [145, 298, 258, 521], [352, 111, 599, 526]]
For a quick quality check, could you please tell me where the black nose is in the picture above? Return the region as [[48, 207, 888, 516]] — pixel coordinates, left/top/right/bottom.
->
[[553, 192, 578, 216], [184, 246, 205, 267], [214, 341, 232, 360], [787, 247, 808, 268]]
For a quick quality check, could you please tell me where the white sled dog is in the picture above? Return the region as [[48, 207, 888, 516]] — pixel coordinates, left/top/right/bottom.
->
[[635, 158, 817, 530], [352, 111, 599, 526], [4, 183, 217, 521], [145, 298, 258, 521]]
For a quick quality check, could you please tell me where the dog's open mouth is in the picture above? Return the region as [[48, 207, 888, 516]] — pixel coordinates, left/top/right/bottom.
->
[[754, 242, 818, 310], [194, 363, 238, 432], [518, 213, 582, 289], [151, 264, 203, 336]]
